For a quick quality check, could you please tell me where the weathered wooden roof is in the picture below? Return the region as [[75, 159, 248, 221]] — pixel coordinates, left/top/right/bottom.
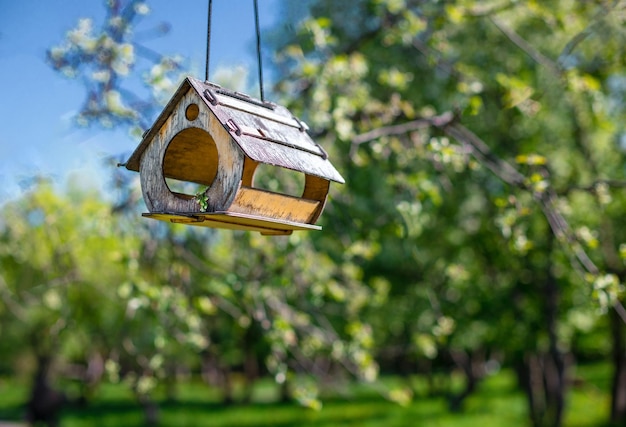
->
[[125, 77, 344, 184]]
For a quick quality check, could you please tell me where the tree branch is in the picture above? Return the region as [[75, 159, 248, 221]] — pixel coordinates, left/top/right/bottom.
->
[[0, 274, 27, 322], [441, 122, 526, 187], [489, 17, 561, 76], [615, 300, 626, 324], [557, 0, 620, 67], [351, 112, 455, 158], [560, 179, 626, 195]]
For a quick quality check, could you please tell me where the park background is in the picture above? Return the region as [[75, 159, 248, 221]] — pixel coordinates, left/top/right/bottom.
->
[[2, 1, 626, 426]]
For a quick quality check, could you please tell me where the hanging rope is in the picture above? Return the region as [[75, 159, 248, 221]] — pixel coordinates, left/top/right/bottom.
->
[[205, 0, 265, 102], [253, 0, 265, 102], [205, 0, 213, 81]]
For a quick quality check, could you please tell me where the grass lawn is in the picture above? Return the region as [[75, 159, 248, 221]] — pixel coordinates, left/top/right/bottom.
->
[[0, 364, 614, 427]]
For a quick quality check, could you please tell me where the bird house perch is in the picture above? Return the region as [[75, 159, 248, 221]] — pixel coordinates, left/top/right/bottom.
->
[[124, 77, 344, 235]]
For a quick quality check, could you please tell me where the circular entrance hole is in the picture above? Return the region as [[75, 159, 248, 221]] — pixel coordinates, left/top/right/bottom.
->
[[163, 127, 218, 198]]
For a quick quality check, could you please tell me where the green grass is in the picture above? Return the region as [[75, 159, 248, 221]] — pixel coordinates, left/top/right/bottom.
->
[[0, 365, 615, 427]]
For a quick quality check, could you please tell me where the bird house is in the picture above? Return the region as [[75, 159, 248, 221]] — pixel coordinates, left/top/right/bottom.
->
[[124, 77, 344, 235]]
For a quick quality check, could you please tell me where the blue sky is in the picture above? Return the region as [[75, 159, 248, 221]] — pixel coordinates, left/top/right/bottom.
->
[[0, 0, 282, 202]]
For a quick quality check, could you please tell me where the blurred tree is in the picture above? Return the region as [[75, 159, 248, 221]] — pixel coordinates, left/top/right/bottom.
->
[[47, 0, 186, 134], [0, 178, 142, 421], [270, 0, 626, 425]]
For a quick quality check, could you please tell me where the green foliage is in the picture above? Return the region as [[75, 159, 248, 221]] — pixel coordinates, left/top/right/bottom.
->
[[8, 0, 626, 424], [269, 2, 626, 424], [273, 0, 626, 341], [194, 188, 209, 212], [0, 180, 136, 356]]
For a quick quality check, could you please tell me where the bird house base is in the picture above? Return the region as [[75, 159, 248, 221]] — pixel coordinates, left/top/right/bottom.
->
[[143, 211, 321, 236]]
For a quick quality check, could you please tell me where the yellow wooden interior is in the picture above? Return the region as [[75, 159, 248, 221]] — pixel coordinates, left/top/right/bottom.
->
[[163, 127, 218, 187], [236, 157, 325, 224], [229, 187, 320, 224]]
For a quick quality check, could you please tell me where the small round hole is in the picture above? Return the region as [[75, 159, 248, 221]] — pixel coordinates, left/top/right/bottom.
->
[[185, 103, 199, 121]]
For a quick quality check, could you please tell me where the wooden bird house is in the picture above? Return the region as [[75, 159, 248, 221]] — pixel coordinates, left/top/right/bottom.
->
[[124, 77, 344, 235]]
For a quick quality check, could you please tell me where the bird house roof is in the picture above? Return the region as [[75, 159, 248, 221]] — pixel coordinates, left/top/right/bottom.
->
[[125, 77, 344, 184]]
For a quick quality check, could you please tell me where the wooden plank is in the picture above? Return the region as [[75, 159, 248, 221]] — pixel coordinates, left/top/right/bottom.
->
[[228, 187, 321, 224], [237, 122, 324, 157], [143, 211, 321, 235], [302, 175, 330, 224], [200, 211, 320, 231], [241, 158, 259, 187], [234, 134, 345, 183]]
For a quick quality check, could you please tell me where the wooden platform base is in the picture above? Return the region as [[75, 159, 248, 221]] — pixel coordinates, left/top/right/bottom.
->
[[143, 211, 321, 235]]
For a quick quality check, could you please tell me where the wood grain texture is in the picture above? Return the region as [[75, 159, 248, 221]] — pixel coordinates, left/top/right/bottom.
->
[[228, 187, 320, 224], [302, 174, 330, 224], [163, 127, 218, 186], [241, 157, 259, 187], [139, 87, 243, 213], [187, 77, 344, 183], [143, 212, 322, 235]]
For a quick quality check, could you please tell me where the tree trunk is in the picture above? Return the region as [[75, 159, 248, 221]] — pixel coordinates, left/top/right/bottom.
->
[[201, 351, 233, 404], [610, 306, 626, 424], [138, 395, 159, 426], [164, 362, 178, 403], [515, 355, 542, 427], [447, 350, 485, 412], [221, 364, 234, 405], [242, 349, 259, 404], [26, 355, 67, 427], [516, 232, 568, 427], [516, 351, 570, 427], [279, 378, 291, 403], [543, 257, 567, 427]]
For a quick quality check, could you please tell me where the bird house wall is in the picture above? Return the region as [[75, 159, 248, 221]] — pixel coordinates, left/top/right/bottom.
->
[[139, 88, 244, 213]]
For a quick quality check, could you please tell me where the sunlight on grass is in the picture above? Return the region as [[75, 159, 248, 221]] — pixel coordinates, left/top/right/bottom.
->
[[0, 365, 614, 427], [564, 363, 612, 427]]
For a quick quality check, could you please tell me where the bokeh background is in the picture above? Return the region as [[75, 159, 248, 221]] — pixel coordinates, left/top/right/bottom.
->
[[1, 1, 626, 426]]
